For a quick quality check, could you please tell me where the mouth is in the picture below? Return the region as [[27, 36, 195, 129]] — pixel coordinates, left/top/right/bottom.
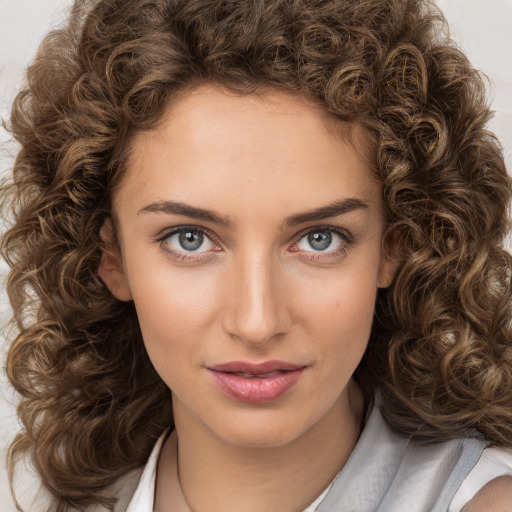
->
[[209, 360, 305, 374], [228, 370, 285, 378], [207, 361, 306, 403]]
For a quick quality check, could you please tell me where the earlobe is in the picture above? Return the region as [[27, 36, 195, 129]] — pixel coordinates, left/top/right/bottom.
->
[[98, 220, 133, 302]]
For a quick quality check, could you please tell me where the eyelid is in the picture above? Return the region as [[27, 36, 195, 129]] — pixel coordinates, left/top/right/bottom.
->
[[288, 225, 355, 262], [292, 225, 354, 245], [154, 224, 354, 262], [155, 225, 219, 244], [155, 225, 222, 260]]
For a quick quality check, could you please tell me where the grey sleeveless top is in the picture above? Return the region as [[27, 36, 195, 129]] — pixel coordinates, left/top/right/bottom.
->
[[315, 403, 488, 512], [25, 398, 491, 512]]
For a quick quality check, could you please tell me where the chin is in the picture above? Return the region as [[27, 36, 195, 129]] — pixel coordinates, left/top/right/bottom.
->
[[210, 410, 314, 449]]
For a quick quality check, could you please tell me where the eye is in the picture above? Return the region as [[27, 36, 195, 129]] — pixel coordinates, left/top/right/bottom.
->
[[161, 227, 218, 254], [295, 228, 350, 253]]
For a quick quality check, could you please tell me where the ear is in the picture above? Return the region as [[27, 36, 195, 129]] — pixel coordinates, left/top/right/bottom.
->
[[377, 232, 401, 288], [377, 256, 399, 288], [98, 220, 133, 302]]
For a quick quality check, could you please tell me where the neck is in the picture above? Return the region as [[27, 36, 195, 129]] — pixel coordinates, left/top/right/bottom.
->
[[156, 381, 364, 512]]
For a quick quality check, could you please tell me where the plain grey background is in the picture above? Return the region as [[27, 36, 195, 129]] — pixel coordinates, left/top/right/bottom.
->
[[1, 1, 511, 509]]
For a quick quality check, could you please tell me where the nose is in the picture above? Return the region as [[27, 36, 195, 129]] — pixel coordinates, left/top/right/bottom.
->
[[222, 250, 291, 348]]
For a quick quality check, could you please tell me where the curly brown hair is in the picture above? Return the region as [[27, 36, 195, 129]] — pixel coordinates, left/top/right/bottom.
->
[[2, 0, 511, 510]]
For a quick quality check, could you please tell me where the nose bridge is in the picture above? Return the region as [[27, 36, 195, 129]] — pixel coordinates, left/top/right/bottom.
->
[[225, 246, 286, 345]]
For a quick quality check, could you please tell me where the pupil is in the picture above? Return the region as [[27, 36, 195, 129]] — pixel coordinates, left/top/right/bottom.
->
[[308, 231, 331, 251], [179, 230, 203, 251]]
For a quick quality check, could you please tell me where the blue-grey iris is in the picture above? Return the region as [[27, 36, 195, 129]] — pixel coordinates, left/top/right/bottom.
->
[[179, 230, 203, 251], [308, 231, 332, 251]]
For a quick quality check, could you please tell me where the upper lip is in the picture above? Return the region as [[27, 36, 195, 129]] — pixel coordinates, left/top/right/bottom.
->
[[208, 360, 305, 375]]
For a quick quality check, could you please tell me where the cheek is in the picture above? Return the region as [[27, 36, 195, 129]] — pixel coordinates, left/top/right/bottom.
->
[[125, 258, 222, 361], [296, 261, 379, 366]]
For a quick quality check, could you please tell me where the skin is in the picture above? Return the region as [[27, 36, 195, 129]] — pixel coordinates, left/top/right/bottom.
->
[[462, 476, 512, 512], [97, 83, 395, 511]]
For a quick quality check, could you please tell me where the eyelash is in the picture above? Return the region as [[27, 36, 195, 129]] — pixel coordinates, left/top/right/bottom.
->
[[155, 225, 354, 263], [291, 225, 354, 262], [156, 226, 221, 262]]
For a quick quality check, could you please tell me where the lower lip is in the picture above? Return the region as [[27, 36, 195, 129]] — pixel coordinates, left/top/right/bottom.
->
[[209, 368, 305, 403]]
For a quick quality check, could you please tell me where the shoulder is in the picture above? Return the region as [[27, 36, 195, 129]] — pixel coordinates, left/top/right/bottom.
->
[[452, 446, 512, 512], [461, 476, 512, 512]]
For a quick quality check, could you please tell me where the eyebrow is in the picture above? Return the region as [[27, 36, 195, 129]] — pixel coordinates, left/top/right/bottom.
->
[[138, 201, 231, 226], [137, 197, 368, 227], [283, 198, 368, 227]]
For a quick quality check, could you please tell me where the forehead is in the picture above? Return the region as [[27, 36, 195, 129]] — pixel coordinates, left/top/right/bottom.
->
[[129, 84, 373, 163], [118, 84, 380, 216]]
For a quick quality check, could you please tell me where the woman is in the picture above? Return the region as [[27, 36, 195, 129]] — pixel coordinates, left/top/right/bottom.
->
[[2, 0, 512, 510]]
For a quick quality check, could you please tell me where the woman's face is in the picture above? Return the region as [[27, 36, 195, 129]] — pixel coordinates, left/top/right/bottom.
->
[[101, 85, 394, 448]]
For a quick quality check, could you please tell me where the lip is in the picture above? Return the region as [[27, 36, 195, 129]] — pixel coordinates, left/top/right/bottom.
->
[[208, 360, 306, 403]]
